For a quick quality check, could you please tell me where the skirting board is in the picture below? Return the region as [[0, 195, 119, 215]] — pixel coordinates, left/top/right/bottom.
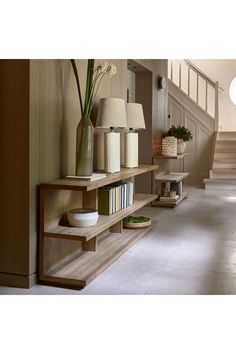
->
[[0, 272, 37, 289]]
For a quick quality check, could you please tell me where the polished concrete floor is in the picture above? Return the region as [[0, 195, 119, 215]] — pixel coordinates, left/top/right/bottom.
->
[[1, 186, 236, 295]]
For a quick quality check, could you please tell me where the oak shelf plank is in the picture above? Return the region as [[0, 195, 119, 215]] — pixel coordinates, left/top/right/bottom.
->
[[155, 172, 189, 183], [44, 193, 157, 242], [41, 223, 154, 288], [153, 153, 188, 160], [40, 165, 159, 192]]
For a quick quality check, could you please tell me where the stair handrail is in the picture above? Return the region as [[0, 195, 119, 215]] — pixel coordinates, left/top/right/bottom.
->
[[169, 59, 222, 131], [184, 60, 224, 94]]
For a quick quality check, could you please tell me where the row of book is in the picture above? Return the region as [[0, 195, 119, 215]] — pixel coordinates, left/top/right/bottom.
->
[[98, 181, 134, 215]]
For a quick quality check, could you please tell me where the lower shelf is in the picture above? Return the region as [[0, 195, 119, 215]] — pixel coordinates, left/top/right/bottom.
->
[[40, 223, 154, 288], [152, 192, 189, 208]]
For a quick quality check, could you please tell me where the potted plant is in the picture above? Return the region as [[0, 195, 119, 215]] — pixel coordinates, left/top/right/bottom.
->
[[166, 125, 193, 154], [71, 60, 117, 176]]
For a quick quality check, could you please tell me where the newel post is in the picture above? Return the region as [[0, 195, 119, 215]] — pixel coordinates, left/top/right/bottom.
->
[[214, 81, 219, 132]]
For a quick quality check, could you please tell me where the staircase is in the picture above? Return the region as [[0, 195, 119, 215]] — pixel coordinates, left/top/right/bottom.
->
[[204, 132, 236, 190], [168, 60, 224, 185], [168, 60, 236, 188], [168, 59, 223, 131]]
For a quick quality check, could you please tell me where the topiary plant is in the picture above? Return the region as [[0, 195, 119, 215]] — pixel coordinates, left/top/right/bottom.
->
[[166, 125, 193, 141]]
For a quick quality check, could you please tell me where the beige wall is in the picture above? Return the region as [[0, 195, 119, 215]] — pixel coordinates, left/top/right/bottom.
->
[[190, 59, 236, 131]]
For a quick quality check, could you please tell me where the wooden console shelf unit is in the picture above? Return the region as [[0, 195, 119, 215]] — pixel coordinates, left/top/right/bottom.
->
[[152, 144, 189, 209], [39, 164, 158, 289]]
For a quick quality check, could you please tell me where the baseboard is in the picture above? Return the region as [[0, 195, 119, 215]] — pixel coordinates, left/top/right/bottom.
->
[[0, 272, 37, 289]]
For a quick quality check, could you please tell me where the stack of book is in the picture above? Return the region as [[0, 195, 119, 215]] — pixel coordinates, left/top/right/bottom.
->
[[159, 195, 179, 202], [98, 181, 134, 215]]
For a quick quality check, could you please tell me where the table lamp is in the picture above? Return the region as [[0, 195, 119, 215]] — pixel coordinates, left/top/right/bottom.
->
[[96, 97, 127, 173], [124, 103, 146, 168]]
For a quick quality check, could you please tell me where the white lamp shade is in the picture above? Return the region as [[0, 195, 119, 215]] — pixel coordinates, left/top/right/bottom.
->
[[230, 77, 236, 105], [126, 103, 146, 129], [96, 97, 127, 128]]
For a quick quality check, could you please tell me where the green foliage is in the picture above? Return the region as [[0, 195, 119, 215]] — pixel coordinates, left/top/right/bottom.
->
[[166, 125, 193, 141], [124, 216, 150, 223]]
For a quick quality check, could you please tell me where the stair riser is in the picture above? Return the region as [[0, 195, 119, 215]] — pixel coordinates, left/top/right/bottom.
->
[[210, 171, 236, 179], [218, 132, 236, 141], [205, 183, 236, 191], [215, 143, 236, 151], [214, 153, 236, 159], [213, 162, 236, 168], [214, 158, 236, 163]]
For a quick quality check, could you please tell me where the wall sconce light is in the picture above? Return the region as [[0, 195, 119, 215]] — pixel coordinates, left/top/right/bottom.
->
[[158, 76, 166, 90]]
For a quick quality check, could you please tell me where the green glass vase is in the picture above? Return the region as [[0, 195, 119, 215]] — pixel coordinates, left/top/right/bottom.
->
[[76, 117, 94, 176]]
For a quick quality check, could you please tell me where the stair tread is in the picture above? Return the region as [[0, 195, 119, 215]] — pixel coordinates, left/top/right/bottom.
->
[[218, 131, 236, 133], [216, 140, 236, 143], [212, 168, 236, 173], [215, 150, 236, 153], [214, 159, 236, 162], [204, 178, 236, 184], [215, 153, 236, 155]]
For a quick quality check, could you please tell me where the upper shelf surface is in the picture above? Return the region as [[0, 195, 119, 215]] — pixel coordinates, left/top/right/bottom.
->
[[40, 165, 159, 191], [153, 153, 188, 160]]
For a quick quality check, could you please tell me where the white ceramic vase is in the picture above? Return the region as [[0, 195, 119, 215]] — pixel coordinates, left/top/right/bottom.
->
[[177, 139, 186, 154]]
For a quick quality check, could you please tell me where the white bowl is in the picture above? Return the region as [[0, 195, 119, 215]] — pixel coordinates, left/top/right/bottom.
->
[[67, 208, 99, 227]]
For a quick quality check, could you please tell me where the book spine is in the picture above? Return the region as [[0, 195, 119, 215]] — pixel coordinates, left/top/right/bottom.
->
[[98, 188, 112, 215]]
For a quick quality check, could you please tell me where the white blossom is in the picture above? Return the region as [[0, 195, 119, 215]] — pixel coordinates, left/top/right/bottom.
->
[[97, 62, 108, 74], [107, 64, 117, 77]]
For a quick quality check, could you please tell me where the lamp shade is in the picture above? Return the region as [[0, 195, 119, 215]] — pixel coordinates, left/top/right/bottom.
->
[[96, 97, 127, 128], [126, 103, 146, 129]]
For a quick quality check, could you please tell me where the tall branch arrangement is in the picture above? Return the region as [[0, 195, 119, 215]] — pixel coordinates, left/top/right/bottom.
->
[[70, 59, 117, 119]]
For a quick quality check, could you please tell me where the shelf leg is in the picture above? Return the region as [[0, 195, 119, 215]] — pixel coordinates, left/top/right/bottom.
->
[[82, 237, 97, 252], [110, 220, 123, 234], [39, 187, 45, 276]]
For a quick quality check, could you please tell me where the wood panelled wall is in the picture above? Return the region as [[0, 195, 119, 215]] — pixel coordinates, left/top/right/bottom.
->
[[168, 82, 214, 185], [0, 60, 33, 287], [0, 59, 168, 288]]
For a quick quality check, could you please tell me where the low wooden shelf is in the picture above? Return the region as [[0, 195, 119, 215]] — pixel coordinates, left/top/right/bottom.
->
[[152, 151, 189, 208], [39, 164, 158, 289], [41, 223, 155, 288]]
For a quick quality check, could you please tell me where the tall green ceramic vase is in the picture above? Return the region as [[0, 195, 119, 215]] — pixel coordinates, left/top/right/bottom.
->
[[76, 117, 94, 176]]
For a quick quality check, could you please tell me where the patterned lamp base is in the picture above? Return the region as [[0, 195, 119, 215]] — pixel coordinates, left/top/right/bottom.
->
[[124, 132, 138, 168], [104, 131, 120, 173]]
